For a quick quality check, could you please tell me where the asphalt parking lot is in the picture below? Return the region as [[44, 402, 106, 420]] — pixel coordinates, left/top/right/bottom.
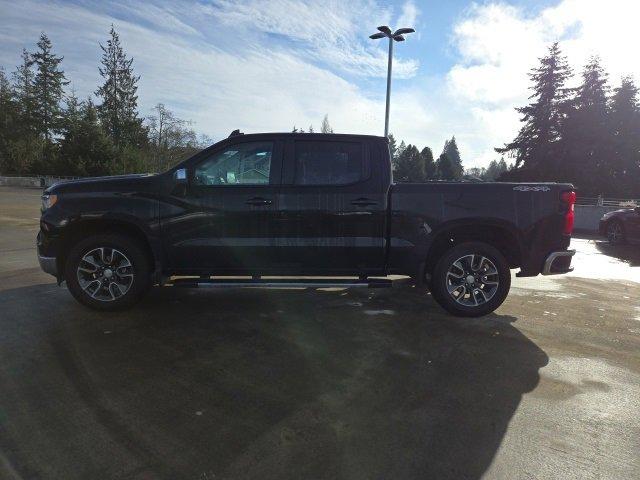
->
[[1, 185, 639, 480]]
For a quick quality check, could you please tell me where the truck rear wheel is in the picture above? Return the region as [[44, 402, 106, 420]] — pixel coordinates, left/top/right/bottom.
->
[[430, 242, 511, 317], [64, 233, 151, 311]]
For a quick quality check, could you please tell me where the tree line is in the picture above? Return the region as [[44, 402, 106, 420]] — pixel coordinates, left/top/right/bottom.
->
[[387, 135, 508, 182], [0, 28, 210, 177], [1, 33, 637, 197], [497, 43, 640, 198]]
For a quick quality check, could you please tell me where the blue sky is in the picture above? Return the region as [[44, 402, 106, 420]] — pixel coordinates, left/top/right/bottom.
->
[[0, 0, 638, 167]]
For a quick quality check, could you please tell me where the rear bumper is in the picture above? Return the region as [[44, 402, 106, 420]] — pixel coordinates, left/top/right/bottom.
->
[[38, 253, 58, 277], [541, 249, 575, 275]]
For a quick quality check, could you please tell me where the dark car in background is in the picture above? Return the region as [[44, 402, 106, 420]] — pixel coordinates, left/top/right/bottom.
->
[[599, 206, 640, 244]]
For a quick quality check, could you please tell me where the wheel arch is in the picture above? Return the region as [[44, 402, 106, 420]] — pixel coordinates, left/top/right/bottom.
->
[[56, 217, 159, 281], [423, 220, 524, 279]]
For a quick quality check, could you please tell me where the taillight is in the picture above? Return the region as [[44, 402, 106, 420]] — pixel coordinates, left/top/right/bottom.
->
[[561, 191, 576, 235]]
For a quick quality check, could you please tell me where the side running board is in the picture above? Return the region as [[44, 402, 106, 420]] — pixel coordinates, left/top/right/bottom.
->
[[168, 277, 395, 289]]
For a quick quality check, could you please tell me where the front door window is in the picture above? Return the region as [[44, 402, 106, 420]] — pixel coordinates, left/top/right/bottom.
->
[[194, 142, 273, 186]]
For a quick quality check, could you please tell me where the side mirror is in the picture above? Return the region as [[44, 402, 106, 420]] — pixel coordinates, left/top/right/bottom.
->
[[174, 168, 187, 183]]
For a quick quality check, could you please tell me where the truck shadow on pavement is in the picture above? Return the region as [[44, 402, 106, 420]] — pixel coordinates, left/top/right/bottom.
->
[[0, 283, 548, 480]]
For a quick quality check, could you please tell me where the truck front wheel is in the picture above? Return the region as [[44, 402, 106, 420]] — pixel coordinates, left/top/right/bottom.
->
[[430, 242, 511, 317], [64, 233, 151, 311]]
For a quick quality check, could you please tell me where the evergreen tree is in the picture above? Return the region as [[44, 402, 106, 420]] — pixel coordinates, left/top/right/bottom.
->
[[436, 152, 456, 180], [388, 133, 397, 161], [31, 33, 68, 141], [394, 144, 424, 182], [392, 139, 407, 174], [320, 114, 333, 133], [308, 124, 314, 133], [421, 146, 436, 179], [59, 98, 117, 176], [561, 56, 612, 194], [55, 90, 83, 174], [609, 76, 640, 197], [0, 68, 19, 172], [484, 158, 508, 181], [442, 136, 463, 179], [96, 26, 145, 150], [497, 42, 572, 179], [9, 49, 45, 173], [12, 49, 37, 135]]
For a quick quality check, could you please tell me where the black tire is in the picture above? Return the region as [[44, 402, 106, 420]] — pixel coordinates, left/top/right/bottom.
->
[[606, 220, 626, 245], [64, 233, 151, 311], [429, 242, 511, 317]]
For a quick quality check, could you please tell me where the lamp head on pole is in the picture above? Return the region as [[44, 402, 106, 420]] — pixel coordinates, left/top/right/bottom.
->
[[369, 26, 415, 41]]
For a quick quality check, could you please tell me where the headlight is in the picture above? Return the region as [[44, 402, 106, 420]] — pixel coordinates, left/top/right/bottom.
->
[[41, 194, 58, 211]]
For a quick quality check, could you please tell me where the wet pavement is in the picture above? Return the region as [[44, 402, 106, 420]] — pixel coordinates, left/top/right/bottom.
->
[[0, 186, 639, 479]]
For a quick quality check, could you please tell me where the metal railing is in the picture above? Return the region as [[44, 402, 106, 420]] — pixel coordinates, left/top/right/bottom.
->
[[0, 174, 82, 188], [576, 196, 639, 207]]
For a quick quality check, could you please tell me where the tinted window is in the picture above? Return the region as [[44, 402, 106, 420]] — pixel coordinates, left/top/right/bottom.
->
[[194, 142, 273, 185], [294, 141, 364, 185]]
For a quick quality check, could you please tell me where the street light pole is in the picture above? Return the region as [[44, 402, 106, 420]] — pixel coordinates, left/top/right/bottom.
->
[[384, 37, 393, 138], [369, 26, 415, 138]]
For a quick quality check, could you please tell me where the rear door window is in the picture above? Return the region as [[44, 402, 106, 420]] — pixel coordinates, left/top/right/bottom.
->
[[294, 141, 365, 186]]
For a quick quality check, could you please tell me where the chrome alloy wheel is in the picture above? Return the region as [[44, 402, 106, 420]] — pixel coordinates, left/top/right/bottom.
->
[[76, 247, 134, 302], [445, 254, 500, 307], [607, 222, 623, 244]]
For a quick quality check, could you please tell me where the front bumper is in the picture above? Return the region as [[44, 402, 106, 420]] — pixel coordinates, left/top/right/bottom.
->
[[37, 229, 60, 279], [598, 220, 607, 237], [38, 253, 58, 277], [541, 249, 575, 275]]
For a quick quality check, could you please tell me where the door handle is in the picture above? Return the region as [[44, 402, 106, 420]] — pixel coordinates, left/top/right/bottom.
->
[[245, 197, 273, 206], [351, 198, 377, 207]]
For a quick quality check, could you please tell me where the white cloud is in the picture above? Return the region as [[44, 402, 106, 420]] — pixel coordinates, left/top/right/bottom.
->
[[202, 0, 419, 78], [397, 1, 420, 30]]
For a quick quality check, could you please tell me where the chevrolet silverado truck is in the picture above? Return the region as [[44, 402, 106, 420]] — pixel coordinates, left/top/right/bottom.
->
[[37, 132, 576, 317]]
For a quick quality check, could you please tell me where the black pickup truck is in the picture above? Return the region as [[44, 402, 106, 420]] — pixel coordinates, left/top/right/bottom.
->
[[37, 132, 575, 317]]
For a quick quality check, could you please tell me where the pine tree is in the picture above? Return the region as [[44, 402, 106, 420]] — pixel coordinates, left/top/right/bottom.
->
[[484, 158, 508, 181], [388, 133, 397, 161], [609, 76, 640, 197], [55, 90, 83, 174], [0, 67, 20, 172], [497, 42, 572, 179], [442, 136, 463, 179], [59, 98, 117, 176], [421, 146, 436, 179], [320, 114, 333, 133], [561, 56, 612, 194], [31, 33, 68, 141], [96, 26, 144, 151], [436, 152, 456, 180], [12, 49, 37, 135], [394, 144, 424, 182], [9, 49, 45, 173], [392, 139, 407, 174]]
